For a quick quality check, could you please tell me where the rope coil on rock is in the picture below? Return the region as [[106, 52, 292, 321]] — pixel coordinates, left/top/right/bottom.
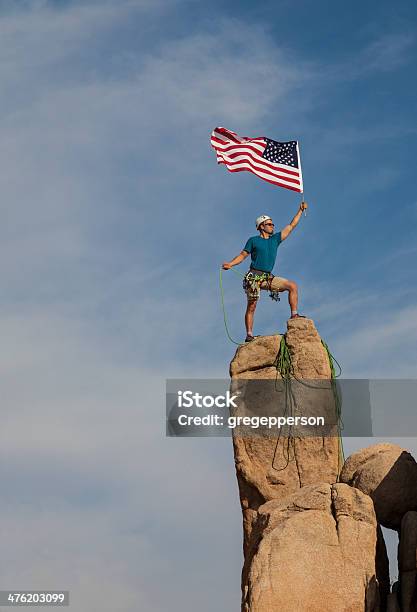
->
[[274, 335, 345, 478]]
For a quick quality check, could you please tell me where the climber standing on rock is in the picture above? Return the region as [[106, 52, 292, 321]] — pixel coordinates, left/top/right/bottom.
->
[[222, 202, 308, 342]]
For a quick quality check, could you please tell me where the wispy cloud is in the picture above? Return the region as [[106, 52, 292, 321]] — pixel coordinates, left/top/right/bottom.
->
[[357, 32, 415, 74], [136, 20, 308, 129], [336, 305, 417, 376], [316, 31, 416, 84]]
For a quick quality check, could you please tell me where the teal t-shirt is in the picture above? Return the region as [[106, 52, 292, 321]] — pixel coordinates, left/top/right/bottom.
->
[[243, 232, 282, 273]]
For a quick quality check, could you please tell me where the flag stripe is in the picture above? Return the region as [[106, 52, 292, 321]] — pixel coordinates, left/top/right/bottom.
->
[[218, 152, 302, 186], [218, 161, 302, 192], [211, 137, 266, 155], [218, 156, 301, 188], [211, 130, 265, 149], [214, 128, 243, 144], [214, 127, 265, 145]]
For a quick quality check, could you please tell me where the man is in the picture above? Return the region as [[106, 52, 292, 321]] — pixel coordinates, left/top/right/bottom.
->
[[222, 202, 308, 342]]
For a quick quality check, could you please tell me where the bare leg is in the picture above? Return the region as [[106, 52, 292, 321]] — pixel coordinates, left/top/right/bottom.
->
[[245, 299, 258, 336], [287, 281, 298, 312], [275, 280, 298, 314]]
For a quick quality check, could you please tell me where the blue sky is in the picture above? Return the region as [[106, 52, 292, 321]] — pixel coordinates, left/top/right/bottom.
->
[[0, 0, 416, 609]]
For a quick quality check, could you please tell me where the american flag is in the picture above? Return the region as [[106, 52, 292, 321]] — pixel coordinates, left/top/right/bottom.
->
[[210, 126, 303, 193]]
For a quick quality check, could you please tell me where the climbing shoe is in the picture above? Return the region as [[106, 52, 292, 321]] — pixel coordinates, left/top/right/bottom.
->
[[245, 335, 259, 342], [290, 314, 306, 319]]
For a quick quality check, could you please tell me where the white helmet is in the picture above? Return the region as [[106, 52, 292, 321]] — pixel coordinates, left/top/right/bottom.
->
[[256, 214, 272, 229]]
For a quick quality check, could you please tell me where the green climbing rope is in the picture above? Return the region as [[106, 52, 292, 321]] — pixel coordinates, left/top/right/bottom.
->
[[275, 335, 294, 379], [321, 340, 342, 379], [271, 336, 297, 471], [274, 334, 345, 478], [219, 267, 245, 346], [321, 339, 345, 475]]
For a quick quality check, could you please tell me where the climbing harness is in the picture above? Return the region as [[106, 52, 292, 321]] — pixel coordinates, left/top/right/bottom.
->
[[243, 269, 281, 302], [243, 270, 268, 301]]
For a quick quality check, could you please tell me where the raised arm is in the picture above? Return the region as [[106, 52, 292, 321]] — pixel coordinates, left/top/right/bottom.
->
[[281, 201, 308, 241], [222, 250, 249, 270]]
